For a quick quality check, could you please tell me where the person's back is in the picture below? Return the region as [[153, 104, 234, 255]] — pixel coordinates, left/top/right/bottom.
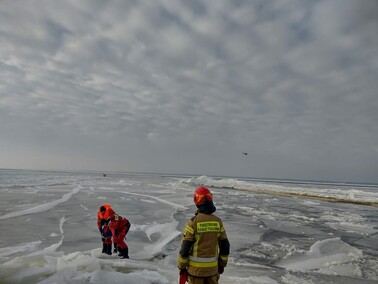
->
[[178, 186, 230, 284], [109, 213, 131, 259]]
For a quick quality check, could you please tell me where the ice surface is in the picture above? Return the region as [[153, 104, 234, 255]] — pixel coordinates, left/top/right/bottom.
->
[[0, 241, 42, 257], [276, 238, 363, 274], [0, 186, 82, 220], [0, 170, 377, 283]]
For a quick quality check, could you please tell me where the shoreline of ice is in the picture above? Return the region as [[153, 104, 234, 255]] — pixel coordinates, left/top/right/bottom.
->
[[183, 176, 378, 206]]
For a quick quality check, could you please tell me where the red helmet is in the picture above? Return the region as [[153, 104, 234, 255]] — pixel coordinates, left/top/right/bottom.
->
[[193, 186, 213, 206]]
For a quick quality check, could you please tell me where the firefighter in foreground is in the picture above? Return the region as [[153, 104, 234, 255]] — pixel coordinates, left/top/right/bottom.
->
[[178, 186, 230, 284]]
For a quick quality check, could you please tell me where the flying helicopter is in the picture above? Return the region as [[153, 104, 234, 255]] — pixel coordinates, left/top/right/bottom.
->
[[242, 152, 248, 156]]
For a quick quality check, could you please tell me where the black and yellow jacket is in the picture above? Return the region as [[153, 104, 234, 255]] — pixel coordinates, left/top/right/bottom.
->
[[178, 203, 230, 277]]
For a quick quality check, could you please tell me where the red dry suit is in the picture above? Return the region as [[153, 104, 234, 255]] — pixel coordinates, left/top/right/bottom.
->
[[109, 214, 130, 250]]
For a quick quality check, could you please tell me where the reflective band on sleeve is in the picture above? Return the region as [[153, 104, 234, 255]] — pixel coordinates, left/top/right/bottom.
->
[[220, 255, 228, 261], [178, 255, 189, 264], [178, 255, 189, 269], [196, 221, 220, 233], [184, 225, 194, 235]]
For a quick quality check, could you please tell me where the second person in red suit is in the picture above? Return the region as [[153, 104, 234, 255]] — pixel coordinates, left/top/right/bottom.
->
[[108, 213, 131, 258]]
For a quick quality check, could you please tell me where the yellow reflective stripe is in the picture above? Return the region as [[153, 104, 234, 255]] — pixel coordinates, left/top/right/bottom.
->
[[184, 225, 194, 235], [196, 221, 220, 233], [178, 255, 188, 261], [178, 255, 189, 264], [114, 214, 119, 221], [220, 226, 225, 232], [220, 255, 228, 261], [189, 259, 218, 268], [178, 255, 188, 269]]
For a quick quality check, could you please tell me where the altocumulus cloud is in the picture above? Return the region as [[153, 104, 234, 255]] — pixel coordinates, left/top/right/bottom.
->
[[0, 0, 377, 183]]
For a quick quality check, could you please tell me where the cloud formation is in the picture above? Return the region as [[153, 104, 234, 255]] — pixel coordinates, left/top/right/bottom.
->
[[1, 0, 378, 182]]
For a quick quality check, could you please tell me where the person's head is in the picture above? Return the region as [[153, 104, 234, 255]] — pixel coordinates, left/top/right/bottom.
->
[[193, 186, 216, 214], [100, 206, 106, 213], [194, 186, 213, 206]]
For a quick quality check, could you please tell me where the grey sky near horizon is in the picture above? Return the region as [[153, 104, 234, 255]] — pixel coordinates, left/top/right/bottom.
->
[[1, 0, 378, 183]]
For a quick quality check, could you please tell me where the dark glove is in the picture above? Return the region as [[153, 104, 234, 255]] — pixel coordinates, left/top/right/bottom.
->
[[179, 268, 187, 275], [218, 266, 224, 274], [101, 236, 106, 242]]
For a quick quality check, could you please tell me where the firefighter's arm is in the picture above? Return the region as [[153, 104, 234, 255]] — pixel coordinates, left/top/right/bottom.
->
[[218, 238, 230, 267], [178, 221, 195, 270], [178, 240, 194, 269], [218, 222, 230, 267]]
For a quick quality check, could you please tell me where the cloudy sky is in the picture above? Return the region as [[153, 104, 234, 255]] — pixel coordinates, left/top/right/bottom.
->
[[1, 0, 377, 183]]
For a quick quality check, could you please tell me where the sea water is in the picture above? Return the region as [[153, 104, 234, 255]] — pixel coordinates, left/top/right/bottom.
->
[[0, 169, 377, 283]]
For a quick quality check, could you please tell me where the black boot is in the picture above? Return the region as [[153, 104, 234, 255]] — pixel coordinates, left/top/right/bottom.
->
[[102, 243, 107, 253], [105, 243, 112, 255], [117, 247, 122, 257], [113, 244, 118, 254], [120, 247, 129, 259]]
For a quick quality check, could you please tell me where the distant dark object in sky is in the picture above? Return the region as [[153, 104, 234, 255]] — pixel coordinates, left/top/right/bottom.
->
[[103, 173, 106, 177], [242, 152, 248, 156]]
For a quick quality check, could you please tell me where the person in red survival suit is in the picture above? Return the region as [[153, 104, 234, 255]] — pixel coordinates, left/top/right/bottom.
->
[[108, 213, 131, 259], [97, 204, 115, 254]]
